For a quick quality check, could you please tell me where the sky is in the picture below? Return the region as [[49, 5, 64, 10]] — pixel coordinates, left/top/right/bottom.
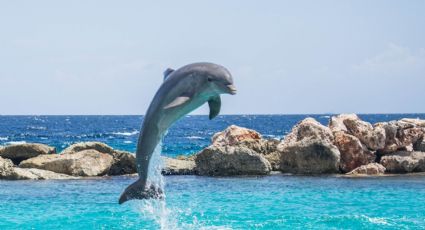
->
[[0, 0, 424, 115]]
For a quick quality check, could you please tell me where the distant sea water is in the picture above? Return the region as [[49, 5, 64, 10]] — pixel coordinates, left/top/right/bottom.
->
[[1, 114, 425, 229]]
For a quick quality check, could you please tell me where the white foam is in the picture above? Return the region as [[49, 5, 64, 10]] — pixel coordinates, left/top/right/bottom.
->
[[0, 137, 8, 141], [5, 141, 26, 145], [123, 140, 133, 144], [186, 136, 203, 140], [113, 130, 139, 136]]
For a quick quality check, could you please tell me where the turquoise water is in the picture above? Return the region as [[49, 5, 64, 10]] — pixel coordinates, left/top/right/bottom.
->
[[1, 174, 425, 229]]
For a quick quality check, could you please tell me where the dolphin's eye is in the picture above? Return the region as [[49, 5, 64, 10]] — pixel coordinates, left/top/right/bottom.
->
[[207, 77, 212, 82]]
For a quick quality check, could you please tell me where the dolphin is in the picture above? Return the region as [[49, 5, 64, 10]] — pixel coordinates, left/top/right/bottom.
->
[[119, 62, 236, 204]]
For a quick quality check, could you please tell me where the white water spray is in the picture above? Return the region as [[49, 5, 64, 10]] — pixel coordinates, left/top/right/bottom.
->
[[137, 140, 178, 229]]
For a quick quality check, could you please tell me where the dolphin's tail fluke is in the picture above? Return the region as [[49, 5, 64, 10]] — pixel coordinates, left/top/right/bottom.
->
[[118, 179, 164, 204]]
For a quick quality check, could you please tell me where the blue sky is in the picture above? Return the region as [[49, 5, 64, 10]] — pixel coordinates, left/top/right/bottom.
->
[[0, 0, 424, 115]]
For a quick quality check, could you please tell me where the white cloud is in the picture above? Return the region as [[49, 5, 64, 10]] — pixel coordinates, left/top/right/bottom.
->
[[352, 43, 425, 74]]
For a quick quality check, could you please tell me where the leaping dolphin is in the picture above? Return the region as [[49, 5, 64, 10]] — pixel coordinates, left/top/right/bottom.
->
[[119, 62, 236, 204]]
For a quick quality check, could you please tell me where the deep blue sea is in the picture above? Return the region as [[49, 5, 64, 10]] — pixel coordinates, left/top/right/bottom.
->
[[1, 114, 425, 229]]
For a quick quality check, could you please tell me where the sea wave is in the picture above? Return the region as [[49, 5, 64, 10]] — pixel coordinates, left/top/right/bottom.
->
[[186, 136, 204, 140], [5, 141, 26, 145], [112, 131, 139, 136], [123, 140, 133, 144], [0, 137, 8, 141]]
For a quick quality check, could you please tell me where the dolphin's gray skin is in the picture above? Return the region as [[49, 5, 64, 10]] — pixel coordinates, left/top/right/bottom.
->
[[119, 62, 236, 204]]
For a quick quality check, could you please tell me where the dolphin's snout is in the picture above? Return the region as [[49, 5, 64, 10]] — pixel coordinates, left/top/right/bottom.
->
[[227, 84, 237, 95]]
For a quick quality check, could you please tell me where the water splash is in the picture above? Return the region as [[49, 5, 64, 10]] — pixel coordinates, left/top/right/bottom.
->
[[137, 140, 178, 229]]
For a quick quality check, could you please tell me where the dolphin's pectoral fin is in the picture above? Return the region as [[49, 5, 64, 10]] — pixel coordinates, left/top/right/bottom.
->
[[119, 179, 164, 204], [163, 96, 190, 109], [208, 95, 221, 120], [163, 68, 175, 81]]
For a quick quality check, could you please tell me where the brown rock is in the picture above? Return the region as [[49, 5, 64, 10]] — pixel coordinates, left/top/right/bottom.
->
[[108, 150, 136, 175], [333, 131, 375, 173], [347, 163, 386, 175], [0, 143, 55, 164], [376, 121, 424, 153], [61, 142, 115, 155]]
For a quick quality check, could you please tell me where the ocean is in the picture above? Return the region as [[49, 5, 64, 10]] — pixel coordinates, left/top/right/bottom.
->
[[1, 114, 425, 229]]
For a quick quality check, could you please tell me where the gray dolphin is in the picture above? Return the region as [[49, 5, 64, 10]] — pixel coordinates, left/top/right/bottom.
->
[[119, 62, 236, 204]]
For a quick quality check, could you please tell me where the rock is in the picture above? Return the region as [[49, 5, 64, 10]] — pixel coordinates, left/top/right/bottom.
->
[[414, 138, 425, 152], [6, 168, 76, 180], [282, 118, 334, 145], [330, 114, 386, 150], [19, 150, 113, 176], [108, 150, 136, 175], [333, 131, 375, 173], [380, 151, 425, 173], [162, 157, 196, 175], [278, 138, 340, 174], [62, 142, 136, 175], [0, 156, 14, 178], [347, 163, 386, 175], [195, 146, 271, 176], [211, 125, 265, 152], [0, 143, 56, 164], [277, 118, 340, 174], [400, 118, 425, 128], [376, 121, 424, 153], [61, 142, 115, 155], [1, 156, 75, 180]]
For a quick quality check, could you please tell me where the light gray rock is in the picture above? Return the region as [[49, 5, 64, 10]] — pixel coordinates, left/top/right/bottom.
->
[[6, 168, 76, 180], [333, 131, 375, 173], [1, 156, 75, 180], [195, 146, 271, 176], [400, 118, 425, 128], [19, 150, 114, 176], [278, 138, 341, 174], [62, 142, 136, 175], [162, 157, 196, 175], [376, 121, 424, 153], [380, 151, 425, 173], [61, 142, 115, 155], [347, 163, 386, 175], [277, 118, 340, 174], [0, 143, 55, 164], [0, 156, 14, 178]]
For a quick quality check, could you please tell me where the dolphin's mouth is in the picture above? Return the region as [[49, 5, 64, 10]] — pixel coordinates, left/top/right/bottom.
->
[[227, 84, 237, 95]]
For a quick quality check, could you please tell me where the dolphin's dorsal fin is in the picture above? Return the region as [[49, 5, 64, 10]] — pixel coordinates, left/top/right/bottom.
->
[[163, 68, 175, 81], [164, 96, 190, 109], [208, 96, 221, 120]]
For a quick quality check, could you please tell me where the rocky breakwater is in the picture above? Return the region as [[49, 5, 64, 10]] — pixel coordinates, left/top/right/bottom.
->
[[1, 114, 425, 180]]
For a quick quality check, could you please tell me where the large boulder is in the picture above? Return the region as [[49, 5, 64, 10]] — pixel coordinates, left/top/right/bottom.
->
[[195, 146, 271, 176], [380, 151, 425, 173], [162, 157, 196, 175], [0, 143, 55, 164], [346, 163, 386, 175], [333, 131, 375, 173], [0, 156, 14, 178], [19, 150, 114, 176], [108, 150, 136, 175], [414, 138, 425, 152], [277, 118, 340, 174], [62, 142, 136, 175], [212, 125, 264, 152], [329, 114, 386, 150], [400, 118, 425, 128], [61, 142, 115, 155], [376, 121, 424, 153], [1, 156, 74, 180]]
